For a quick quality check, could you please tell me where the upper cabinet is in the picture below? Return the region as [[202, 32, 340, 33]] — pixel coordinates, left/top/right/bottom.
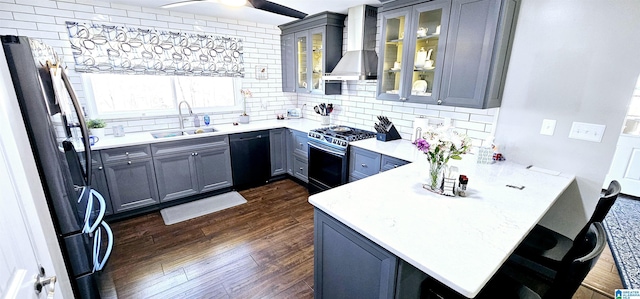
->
[[377, 0, 520, 109], [279, 12, 346, 95]]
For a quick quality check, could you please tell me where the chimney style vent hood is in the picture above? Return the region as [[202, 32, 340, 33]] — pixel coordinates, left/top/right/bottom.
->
[[323, 5, 378, 81]]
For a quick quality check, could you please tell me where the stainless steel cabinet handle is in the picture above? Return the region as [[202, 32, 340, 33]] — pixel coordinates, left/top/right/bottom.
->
[[125, 152, 129, 156], [98, 166, 103, 170], [191, 152, 195, 156], [195, 152, 198, 156], [394, 164, 399, 168], [400, 97, 407, 101], [299, 167, 303, 170], [437, 99, 442, 105], [362, 163, 367, 167], [127, 161, 132, 165]]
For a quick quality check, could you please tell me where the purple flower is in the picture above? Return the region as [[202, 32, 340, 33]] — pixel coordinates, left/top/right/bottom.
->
[[413, 138, 430, 153]]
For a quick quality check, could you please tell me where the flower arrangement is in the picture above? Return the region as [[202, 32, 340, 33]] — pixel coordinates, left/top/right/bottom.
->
[[413, 126, 472, 191], [240, 89, 252, 116]]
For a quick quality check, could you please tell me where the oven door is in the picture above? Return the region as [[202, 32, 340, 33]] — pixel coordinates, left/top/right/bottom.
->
[[308, 141, 348, 194]]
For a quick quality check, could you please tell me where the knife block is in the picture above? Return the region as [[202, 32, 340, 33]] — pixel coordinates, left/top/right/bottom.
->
[[376, 125, 402, 142]]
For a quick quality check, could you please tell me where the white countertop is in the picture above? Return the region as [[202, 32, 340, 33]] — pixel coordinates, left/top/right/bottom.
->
[[308, 158, 575, 298], [91, 119, 321, 150], [350, 138, 423, 162]]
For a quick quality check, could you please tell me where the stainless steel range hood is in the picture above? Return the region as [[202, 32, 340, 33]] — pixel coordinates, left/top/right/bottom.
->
[[322, 5, 378, 81]]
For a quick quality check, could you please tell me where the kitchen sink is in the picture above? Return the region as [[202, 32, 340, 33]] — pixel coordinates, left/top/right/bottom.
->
[[150, 127, 217, 139]]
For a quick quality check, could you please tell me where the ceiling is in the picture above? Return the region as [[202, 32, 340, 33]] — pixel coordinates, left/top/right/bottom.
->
[[107, 0, 381, 26]]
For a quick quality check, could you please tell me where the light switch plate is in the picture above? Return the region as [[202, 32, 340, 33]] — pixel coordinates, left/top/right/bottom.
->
[[568, 122, 606, 142], [540, 119, 556, 136]]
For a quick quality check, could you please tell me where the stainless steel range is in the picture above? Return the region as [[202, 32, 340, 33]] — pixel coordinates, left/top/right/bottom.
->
[[307, 126, 376, 194]]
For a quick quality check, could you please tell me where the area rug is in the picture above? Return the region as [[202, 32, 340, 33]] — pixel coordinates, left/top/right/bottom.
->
[[160, 192, 246, 225], [603, 195, 640, 289]]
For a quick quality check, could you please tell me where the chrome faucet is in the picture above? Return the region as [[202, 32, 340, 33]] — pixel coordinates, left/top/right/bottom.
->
[[178, 100, 193, 130]]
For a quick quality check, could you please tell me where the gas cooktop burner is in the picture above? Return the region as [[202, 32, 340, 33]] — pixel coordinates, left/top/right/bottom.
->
[[308, 126, 376, 148]]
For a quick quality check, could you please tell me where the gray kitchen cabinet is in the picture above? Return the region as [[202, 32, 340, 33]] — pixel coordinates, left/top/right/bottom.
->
[[349, 147, 382, 181], [377, 0, 519, 108], [314, 209, 398, 299], [270, 128, 287, 176], [381, 155, 410, 172], [280, 33, 296, 92], [79, 151, 114, 215], [350, 147, 410, 182], [102, 145, 159, 213], [196, 145, 233, 193], [279, 12, 345, 95], [286, 129, 308, 182], [293, 154, 309, 183], [152, 136, 233, 202], [92, 164, 113, 216]]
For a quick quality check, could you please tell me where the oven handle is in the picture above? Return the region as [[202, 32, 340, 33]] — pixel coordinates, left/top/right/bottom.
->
[[308, 141, 346, 157]]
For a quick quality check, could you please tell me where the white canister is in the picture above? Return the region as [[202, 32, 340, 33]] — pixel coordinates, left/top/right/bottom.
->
[[415, 47, 427, 68]]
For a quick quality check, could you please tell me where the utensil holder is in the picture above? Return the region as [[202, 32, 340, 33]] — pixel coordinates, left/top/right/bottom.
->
[[376, 125, 402, 142], [321, 115, 330, 125]]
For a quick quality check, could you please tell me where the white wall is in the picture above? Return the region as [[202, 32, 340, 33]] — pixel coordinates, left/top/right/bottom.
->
[[0, 0, 297, 135], [495, 0, 640, 238]]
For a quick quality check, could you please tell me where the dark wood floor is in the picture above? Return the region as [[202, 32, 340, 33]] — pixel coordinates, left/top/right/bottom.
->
[[104, 179, 623, 299], [104, 179, 314, 298]]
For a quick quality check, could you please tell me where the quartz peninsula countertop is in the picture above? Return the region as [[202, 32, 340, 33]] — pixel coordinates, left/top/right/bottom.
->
[[308, 157, 575, 298], [91, 118, 322, 150]]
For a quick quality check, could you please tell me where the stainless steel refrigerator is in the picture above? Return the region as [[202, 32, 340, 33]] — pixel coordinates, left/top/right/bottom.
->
[[2, 35, 113, 298]]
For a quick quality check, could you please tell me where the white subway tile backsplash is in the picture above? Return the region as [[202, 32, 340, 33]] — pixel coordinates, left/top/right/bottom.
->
[[15, 0, 56, 8], [94, 7, 127, 17], [35, 6, 72, 17], [75, 0, 110, 7], [169, 11, 194, 19], [142, 7, 170, 16], [156, 14, 181, 23], [13, 12, 53, 22], [127, 10, 155, 20], [56, 2, 94, 13], [0, 27, 18, 35], [0, 11, 12, 19], [108, 15, 141, 25], [2, 19, 36, 29], [0, 3, 35, 13], [469, 114, 495, 123], [109, 3, 141, 12]]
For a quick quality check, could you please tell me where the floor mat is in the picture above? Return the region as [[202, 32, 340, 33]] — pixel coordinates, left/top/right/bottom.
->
[[603, 195, 640, 289], [160, 191, 247, 225]]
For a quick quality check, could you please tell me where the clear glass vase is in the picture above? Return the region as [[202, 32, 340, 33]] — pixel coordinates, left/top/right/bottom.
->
[[425, 161, 445, 193]]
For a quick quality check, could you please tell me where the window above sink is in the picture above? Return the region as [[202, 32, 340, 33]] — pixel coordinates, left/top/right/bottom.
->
[[83, 74, 243, 119]]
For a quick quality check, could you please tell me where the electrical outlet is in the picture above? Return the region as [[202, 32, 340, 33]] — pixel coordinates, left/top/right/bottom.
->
[[540, 119, 556, 136], [568, 122, 606, 142]]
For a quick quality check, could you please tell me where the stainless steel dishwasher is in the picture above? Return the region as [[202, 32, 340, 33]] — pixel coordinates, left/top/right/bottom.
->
[[230, 130, 271, 190]]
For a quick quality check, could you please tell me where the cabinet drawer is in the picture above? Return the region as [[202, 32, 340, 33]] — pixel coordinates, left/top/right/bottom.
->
[[101, 145, 151, 163], [293, 155, 308, 183], [350, 147, 381, 178], [291, 129, 309, 157], [381, 155, 410, 172], [151, 135, 229, 157]]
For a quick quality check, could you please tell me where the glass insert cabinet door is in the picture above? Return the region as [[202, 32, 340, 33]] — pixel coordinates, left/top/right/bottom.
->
[[377, 1, 450, 103], [296, 33, 308, 91], [378, 9, 409, 101], [295, 29, 326, 93], [310, 30, 324, 92], [407, 3, 450, 101]]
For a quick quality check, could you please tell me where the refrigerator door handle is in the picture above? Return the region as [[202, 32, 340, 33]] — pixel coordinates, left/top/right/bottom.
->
[[82, 189, 106, 234], [93, 221, 113, 272], [60, 68, 91, 186]]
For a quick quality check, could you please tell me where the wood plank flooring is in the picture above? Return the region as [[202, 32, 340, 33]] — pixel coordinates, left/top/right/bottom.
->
[[103, 179, 624, 299]]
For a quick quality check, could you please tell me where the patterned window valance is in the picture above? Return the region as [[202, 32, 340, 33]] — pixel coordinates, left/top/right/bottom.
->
[[65, 21, 244, 77]]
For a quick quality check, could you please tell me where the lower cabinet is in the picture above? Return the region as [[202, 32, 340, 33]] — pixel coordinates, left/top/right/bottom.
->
[[152, 136, 233, 202], [270, 128, 287, 176], [91, 164, 113, 215], [349, 147, 410, 182], [293, 154, 308, 182], [314, 209, 398, 299], [287, 129, 309, 183], [103, 157, 159, 213]]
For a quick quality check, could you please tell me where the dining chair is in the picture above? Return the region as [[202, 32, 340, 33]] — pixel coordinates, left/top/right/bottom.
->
[[420, 222, 607, 299], [511, 180, 620, 278]]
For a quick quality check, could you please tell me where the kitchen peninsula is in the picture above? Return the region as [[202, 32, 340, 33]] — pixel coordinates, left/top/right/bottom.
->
[[309, 151, 576, 298]]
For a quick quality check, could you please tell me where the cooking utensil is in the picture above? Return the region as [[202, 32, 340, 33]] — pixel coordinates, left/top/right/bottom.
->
[[314, 105, 321, 115], [326, 104, 333, 114]]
